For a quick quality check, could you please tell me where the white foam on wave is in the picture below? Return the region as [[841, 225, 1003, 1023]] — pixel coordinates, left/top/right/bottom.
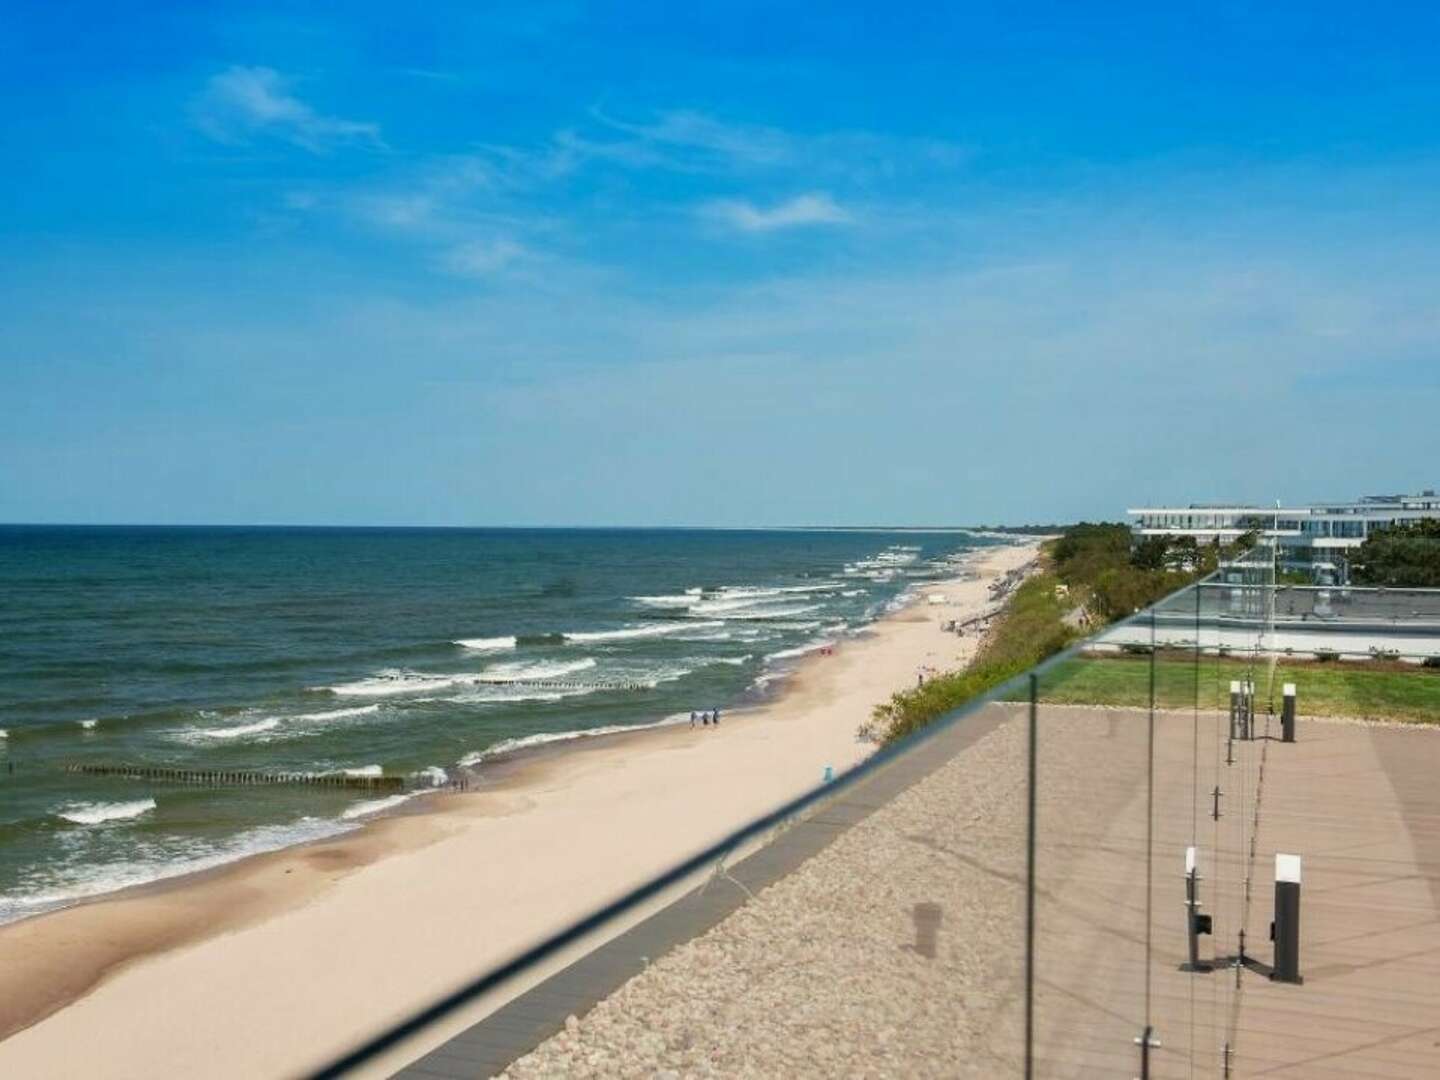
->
[[174, 704, 383, 745], [325, 670, 468, 698], [483, 657, 597, 681], [57, 799, 157, 826], [564, 622, 723, 643], [766, 639, 836, 663], [79, 719, 99, 730], [0, 817, 357, 927], [292, 704, 381, 724], [445, 685, 596, 705], [341, 765, 383, 778], [413, 765, 449, 788], [718, 603, 823, 621], [629, 594, 697, 608], [662, 624, 771, 643], [342, 794, 413, 820], [189, 717, 282, 740], [454, 636, 518, 652], [729, 583, 841, 597], [0, 729, 8, 739], [459, 713, 691, 767], [687, 595, 777, 615]]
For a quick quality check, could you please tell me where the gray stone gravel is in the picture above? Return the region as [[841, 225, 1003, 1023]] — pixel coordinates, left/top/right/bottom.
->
[[500, 709, 1037, 1079]]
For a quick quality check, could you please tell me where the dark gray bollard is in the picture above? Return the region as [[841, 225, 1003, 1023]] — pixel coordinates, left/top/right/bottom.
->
[[1282, 682, 1297, 743], [1184, 845, 1212, 972], [1271, 854, 1303, 983]]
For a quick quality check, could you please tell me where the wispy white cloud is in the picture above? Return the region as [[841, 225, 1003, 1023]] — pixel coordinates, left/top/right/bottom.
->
[[703, 192, 852, 232], [441, 238, 529, 277], [590, 108, 794, 170], [194, 66, 384, 153]]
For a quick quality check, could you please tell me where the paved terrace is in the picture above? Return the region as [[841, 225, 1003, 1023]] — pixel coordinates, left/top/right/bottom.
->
[[392, 701, 1440, 1078]]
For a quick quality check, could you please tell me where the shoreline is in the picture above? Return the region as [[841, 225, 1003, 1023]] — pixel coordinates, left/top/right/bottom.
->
[[0, 540, 1042, 1077]]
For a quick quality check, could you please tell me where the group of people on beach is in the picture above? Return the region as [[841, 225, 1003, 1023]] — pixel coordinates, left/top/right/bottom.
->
[[689, 708, 721, 727]]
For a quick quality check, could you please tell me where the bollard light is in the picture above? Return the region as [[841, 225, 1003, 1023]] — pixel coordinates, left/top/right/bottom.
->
[[1282, 683, 1297, 743], [1271, 853, 1303, 983], [1184, 846, 1212, 972]]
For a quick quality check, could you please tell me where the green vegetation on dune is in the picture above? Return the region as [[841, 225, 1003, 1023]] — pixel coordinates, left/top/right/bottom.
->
[[864, 572, 1071, 746], [1036, 654, 1440, 724], [866, 521, 1440, 748], [866, 523, 1242, 746]]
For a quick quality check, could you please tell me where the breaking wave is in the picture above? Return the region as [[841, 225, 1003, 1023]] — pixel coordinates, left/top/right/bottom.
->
[[57, 799, 157, 826], [188, 717, 282, 740], [482, 657, 597, 681], [341, 794, 414, 820], [766, 639, 836, 662], [454, 636, 517, 652], [459, 713, 691, 766], [563, 622, 723, 643]]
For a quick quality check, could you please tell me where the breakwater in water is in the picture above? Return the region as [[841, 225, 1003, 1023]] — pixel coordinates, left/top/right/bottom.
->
[[64, 762, 407, 791]]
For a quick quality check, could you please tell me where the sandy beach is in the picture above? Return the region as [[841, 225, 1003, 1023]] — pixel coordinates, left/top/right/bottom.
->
[[0, 540, 1041, 1079]]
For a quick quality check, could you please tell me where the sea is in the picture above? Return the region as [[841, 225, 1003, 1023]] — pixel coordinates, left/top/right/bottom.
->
[[0, 526, 994, 926]]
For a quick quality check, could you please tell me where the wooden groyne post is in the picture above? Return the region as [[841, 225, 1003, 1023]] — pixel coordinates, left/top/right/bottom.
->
[[63, 762, 406, 791]]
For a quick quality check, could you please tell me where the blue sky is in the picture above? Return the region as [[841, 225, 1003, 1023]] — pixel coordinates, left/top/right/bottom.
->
[[4, 2, 1440, 526]]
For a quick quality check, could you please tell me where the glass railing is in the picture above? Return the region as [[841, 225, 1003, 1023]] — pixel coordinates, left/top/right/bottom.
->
[[314, 540, 1440, 1078]]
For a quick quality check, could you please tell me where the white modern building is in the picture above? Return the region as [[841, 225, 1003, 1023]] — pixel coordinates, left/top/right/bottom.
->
[[1128, 491, 1440, 582]]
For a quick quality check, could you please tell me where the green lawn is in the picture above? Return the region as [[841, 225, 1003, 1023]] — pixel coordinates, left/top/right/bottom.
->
[[1029, 654, 1440, 724]]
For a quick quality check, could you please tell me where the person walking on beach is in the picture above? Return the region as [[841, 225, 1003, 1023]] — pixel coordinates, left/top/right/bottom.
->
[[690, 711, 697, 728], [712, 707, 720, 726]]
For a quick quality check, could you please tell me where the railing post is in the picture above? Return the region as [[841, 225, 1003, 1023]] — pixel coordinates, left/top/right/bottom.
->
[[1025, 671, 1037, 1080]]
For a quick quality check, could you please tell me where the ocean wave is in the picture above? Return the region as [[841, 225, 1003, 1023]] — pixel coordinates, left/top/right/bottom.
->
[[324, 670, 481, 698], [629, 593, 698, 608], [413, 765, 449, 788], [79, 718, 99, 730], [563, 622, 723, 643], [445, 687, 587, 705], [515, 633, 567, 646], [459, 714, 690, 766], [341, 765, 383, 778], [659, 624, 766, 643], [0, 817, 356, 927], [0, 729, 7, 739], [766, 639, 836, 662], [483, 657, 597, 681], [726, 583, 842, 597], [724, 604, 824, 621], [686, 596, 780, 615], [291, 704, 381, 724], [189, 717, 282, 740], [447, 661, 681, 705], [455, 636, 517, 652], [705, 654, 754, 667], [341, 794, 413, 820], [57, 799, 157, 826]]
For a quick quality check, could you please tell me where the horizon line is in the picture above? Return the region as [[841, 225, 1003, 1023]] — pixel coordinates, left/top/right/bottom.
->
[[0, 521, 1068, 533]]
